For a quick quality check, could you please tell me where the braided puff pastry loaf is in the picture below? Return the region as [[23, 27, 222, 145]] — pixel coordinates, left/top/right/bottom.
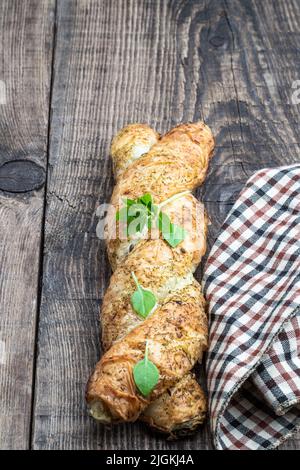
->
[[86, 122, 214, 437]]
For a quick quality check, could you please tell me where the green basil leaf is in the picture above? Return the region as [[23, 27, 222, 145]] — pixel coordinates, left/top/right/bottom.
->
[[133, 341, 159, 396], [137, 193, 152, 207], [157, 210, 170, 233], [157, 211, 186, 248], [127, 216, 148, 236], [131, 288, 156, 318], [123, 197, 136, 207], [150, 203, 159, 217], [130, 272, 157, 318], [127, 203, 149, 235], [117, 194, 188, 244], [147, 215, 153, 230], [116, 206, 129, 222], [117, 199, 136, 224], [166, 223, 186, 247]]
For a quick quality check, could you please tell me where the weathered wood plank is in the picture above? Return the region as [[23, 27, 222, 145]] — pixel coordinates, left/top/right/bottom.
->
[[32, 0, 300, 450], [0, 0, 55, 449]]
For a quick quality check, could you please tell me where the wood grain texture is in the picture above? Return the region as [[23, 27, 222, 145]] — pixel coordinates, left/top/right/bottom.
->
[[0, 0, 55, 449], [30, 0, 300, 450]]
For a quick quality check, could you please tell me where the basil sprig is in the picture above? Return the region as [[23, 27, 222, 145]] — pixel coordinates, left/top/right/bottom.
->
[[133, 340, 159, 397], [116, 193, 187, 248], [130, 272, 157, 319], [116, 195, 153, 237]]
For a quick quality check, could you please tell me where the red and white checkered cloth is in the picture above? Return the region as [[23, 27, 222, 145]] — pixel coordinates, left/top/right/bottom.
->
[[203, 165, 300, 450]]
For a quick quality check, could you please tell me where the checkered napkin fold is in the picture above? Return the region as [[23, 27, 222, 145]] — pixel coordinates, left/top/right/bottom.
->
[[203, 165, 300, 450]]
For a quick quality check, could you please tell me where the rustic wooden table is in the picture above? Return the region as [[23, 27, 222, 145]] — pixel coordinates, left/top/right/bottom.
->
[[0, 0, 299, 450]]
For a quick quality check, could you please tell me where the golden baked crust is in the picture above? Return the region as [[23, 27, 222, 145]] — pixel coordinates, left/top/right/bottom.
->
[[111, 122, 214, 205], [141, 373, 207, 438], [111, 123, 159, 179], [87, 283, 207, 422], [86, 121, 214, 436], [102, 199, 207, 351]]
